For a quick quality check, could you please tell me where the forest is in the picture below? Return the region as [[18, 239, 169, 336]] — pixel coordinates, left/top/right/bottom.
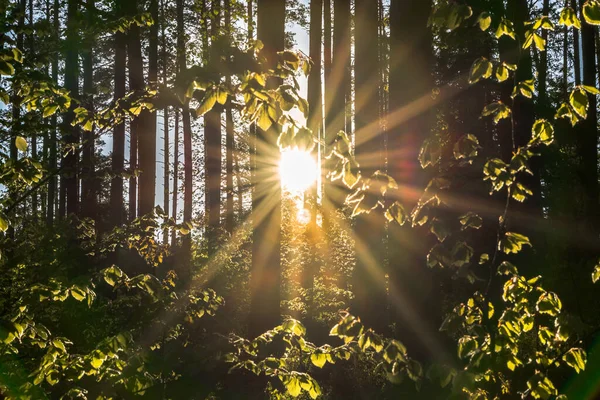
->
[[1, 0, 600, 398]]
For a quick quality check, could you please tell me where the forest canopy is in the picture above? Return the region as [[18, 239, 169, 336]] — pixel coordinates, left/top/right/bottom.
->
[[1, 0, 600, 399]]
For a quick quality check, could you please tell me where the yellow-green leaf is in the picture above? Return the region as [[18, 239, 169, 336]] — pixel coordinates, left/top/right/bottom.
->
[[16, 136, 28, 152], [583, 1, 600, 25]]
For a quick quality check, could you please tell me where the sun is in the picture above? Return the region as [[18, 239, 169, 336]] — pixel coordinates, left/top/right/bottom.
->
[[279, 148, 318, 193]]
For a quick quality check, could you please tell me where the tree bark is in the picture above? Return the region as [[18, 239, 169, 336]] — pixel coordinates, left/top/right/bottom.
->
[[172, 109, 180, 247], [63, 0, 79, 216], [176, 0, 193, 273], [205, 0, 222, 255], [352, 0, 386, 331], [110, 0, 126, 227], [249, 0, 284, 338], [224, 0, 234, 235], [162, 0, 169, 241], [81, 0, 96, 221], [47, 0, 59, 225], [138, 0, 158, 217]]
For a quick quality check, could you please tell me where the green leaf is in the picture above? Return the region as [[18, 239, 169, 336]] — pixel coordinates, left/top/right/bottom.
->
[[513, 79, 535, 99], [284, 376, 302, 397], [102, 265, 124, 286], [311, 352, 327, 368], [583, 1, 600, 25], [498, 261, 518, 275], [11, 48, 23, 63], [196, 90, 217, 116], [482, 101, 512, 124], [43, 105, 58, 118], [536, 292, 562, 316], [70, 286, 86, 301], [385, 201, 407, 226], [15, 136, 28, 152], [582, 84, 600, 95], [496, 19, 516, 39], [90, 350, 105, 369], [257, 105, 273, 131], [570, 88, 589, 118], [495, 64, 509, 82], [469, 57, 493, 84], [476, 12, 491, 31], [500, 232, 531, 254], [216, 89, 227, 105], [560, 7, 582, 29], [459, 212, 482, 230], [342, 159, 360, 189], [562, 348, 586, 373], [592, 262, 600, 283], [511, 182, 533, 202], [0, 60, 14, 75], [453, 134, 480, 159], [457, 336, 478, 359], [0, 216, 8, 232], [531, 119, 554, 145]]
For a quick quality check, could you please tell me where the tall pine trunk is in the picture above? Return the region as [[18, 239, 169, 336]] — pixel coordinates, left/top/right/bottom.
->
[[63, 0, 79, 216], [139, 0, 159, 217], [176, 0, 193, 273], [249, 0, 284, 338], [352, 0, 386, 331], [172, 109, 180, 247], [81, 0, 96, 220], [387, 0, 439, 360], [47, 0, 59, 225], [578, 0, 599, 231], [224, 0, 234, 235], [110, 0, 126, 227], [162, 0, 169, 241], [205, 0, 222, 255]]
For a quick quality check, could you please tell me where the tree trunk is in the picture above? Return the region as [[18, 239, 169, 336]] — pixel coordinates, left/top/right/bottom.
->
[[176, 0, 193, 273], [47, 0, 59, 225], [63, 0, 79, 216], [81, 0, 96, 221], [249, 0, 284, 338], [162, 0, 169, 241], [9, 0, 25, 235], [28, 0, 37, 218], [302, 0, 322, 293], [205, 0, 222, 256], [578, 0, 599, 230], [353, 0, 386, 331], [224, 0, 234, 235], [323, 0, 350, 222], [172, 109, 180, 247], [573, 0, 581, 85], [110, 0, 126, 227], [387, 0, 440, 360]]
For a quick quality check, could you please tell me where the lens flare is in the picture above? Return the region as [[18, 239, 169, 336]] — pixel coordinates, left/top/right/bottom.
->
[[279, 148, 318, 193]]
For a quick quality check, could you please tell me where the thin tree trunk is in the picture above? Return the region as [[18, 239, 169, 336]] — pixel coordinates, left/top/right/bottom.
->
[[138, 0, 159, 217], [302, 0, 322, 293], [63, 0, 79, 216], [205, 0, 222, 255], [162, 0, 169, 242], [28, 0, 37, 218], [224, 0, 234, 235], [81, 0, 96, 220], [110, 0, 126, 227], [47, 0, 59, 225], [353, 0, 386, 332], [573, 0, 581, 85], [8, 0, 25, 235], [578, 0, 599, 230], [172, 109, 180, 247], [249, 0, 284, 339], [176, 0, 193, 273]]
